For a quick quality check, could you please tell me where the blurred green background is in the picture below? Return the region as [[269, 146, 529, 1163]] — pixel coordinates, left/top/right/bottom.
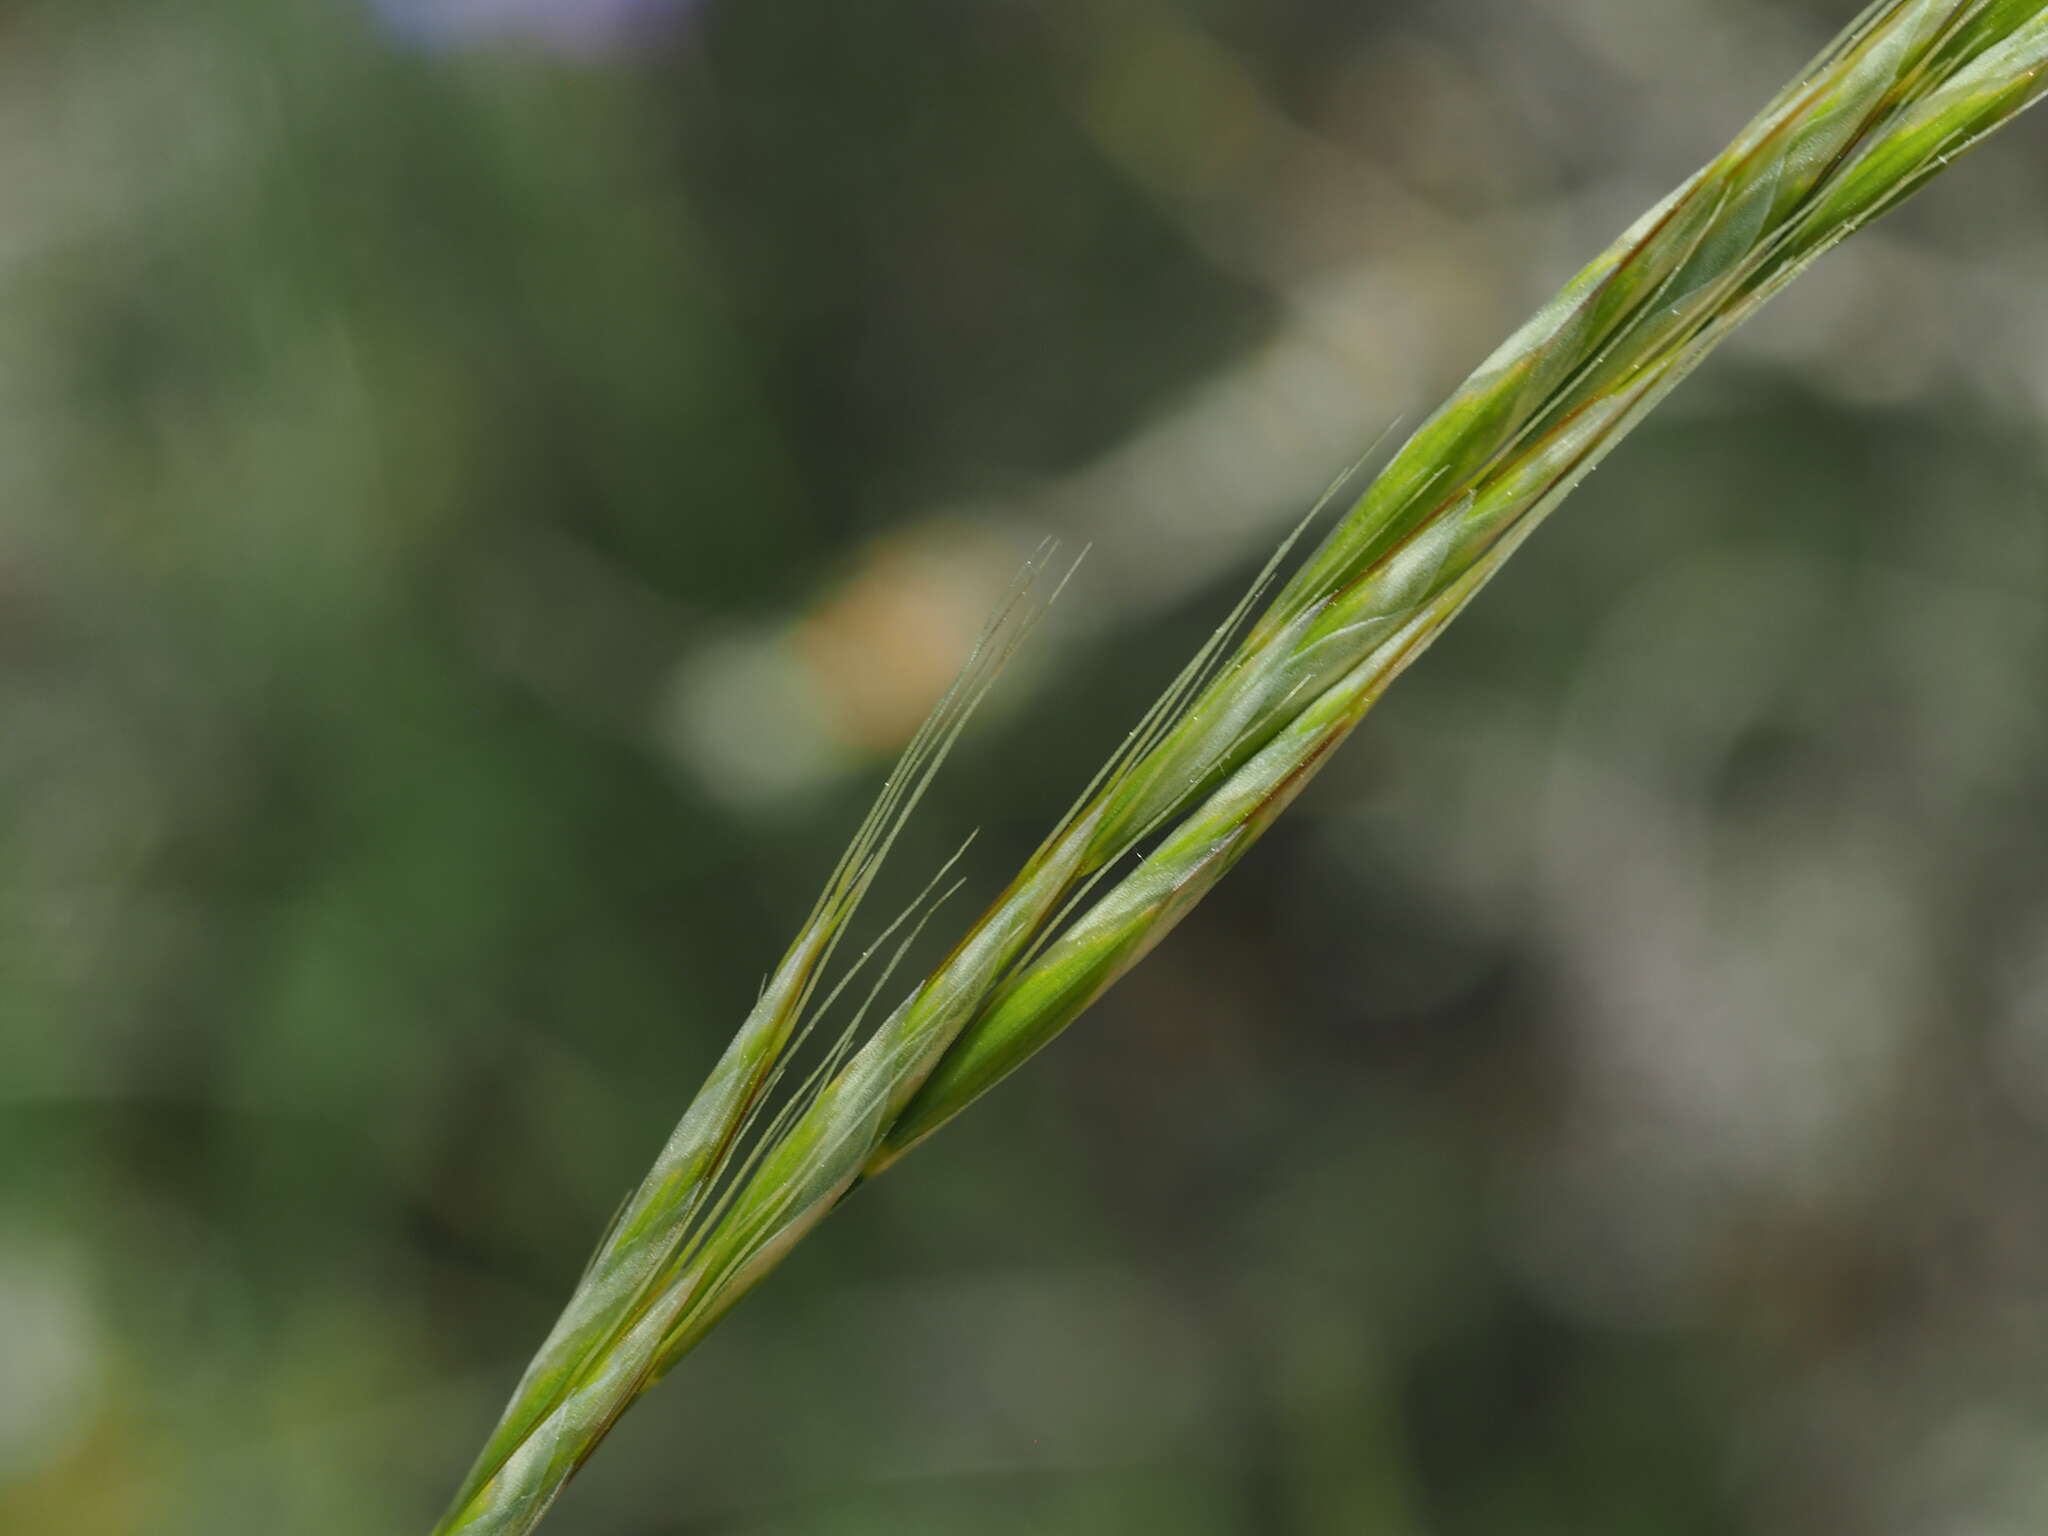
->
[[6, 1, 2048, 1531]]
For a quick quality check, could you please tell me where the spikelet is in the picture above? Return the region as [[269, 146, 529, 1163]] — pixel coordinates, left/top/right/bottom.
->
[[431, 548, 1062, 1533], [436, 6, 2048, 1531], [879, 0, 2048, 1161]]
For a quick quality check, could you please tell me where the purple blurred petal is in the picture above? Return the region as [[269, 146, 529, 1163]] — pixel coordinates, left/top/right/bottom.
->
[[367, 0, 701, 56]]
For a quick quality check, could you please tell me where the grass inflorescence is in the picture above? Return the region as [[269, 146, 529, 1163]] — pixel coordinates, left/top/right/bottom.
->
[[433, 5, 2048, 1531]]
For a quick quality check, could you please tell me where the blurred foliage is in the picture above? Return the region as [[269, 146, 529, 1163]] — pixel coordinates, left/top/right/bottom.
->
[[4, 1, 2048, 1532]]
